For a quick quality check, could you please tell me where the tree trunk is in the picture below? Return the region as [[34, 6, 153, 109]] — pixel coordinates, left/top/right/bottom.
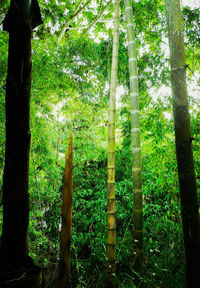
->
[[164, 1, 200, 287], [107, 0, 120, 287], [0, 0, 42, 282], [124, 0, 143, 274], [59, 133, 73, 288]]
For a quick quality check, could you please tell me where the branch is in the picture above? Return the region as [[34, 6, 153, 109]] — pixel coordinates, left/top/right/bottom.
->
[[58, 0, 91, 41], [83, 0, 112, 35], [66, 19, 111, 31]]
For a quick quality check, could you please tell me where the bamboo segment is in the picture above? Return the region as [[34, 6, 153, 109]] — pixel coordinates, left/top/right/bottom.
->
[[124, 0, 143, 272], [59, 133, 73, 288], [107, 0, 120, 287], [164, 1, 200, 287]]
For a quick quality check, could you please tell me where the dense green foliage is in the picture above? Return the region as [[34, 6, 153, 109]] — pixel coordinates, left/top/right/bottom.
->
[[0, 0, 200, 287]]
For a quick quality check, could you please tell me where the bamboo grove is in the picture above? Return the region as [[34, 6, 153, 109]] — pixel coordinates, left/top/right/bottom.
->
[[0, 0, 200, 288]]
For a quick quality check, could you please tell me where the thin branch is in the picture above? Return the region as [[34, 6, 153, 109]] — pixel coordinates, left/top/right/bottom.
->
[[66, 19, 112, 31], [58, 0, 91, 41], [83, 0, 112, 34], [74, 0, 85, 12]]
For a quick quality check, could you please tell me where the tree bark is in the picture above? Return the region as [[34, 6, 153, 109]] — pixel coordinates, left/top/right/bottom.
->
[[164, 1, 200, 287], [124, 0, 143, 273], [0, 0, 42, 277], [107, 0, 120, 287]]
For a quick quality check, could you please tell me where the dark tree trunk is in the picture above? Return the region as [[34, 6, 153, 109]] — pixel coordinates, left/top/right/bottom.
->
[[164, 0, 200, 287], [0, 0, 42, 280]]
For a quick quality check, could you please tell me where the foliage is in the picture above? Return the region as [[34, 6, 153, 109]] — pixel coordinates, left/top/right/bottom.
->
[[0, 0, 200, 287]]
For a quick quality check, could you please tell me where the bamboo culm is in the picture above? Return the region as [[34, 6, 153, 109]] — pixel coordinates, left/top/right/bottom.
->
[[107, 0, 120, 287], [164, 1, 200, 287], [124, 0, 143, 273]]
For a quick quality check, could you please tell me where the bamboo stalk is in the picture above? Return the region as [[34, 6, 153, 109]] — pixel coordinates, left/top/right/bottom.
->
[[124, 0, 143, 272], [107, 1, 120, 287], [164, 1, 200, 287], [59, 133, 73, 288]]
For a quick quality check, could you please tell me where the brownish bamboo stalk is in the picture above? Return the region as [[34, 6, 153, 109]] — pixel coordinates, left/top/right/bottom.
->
[[164, 1, 200, 287], [124, 0, 143, 273], [59, 133, 73, 288], [107, 0, 120, 287]]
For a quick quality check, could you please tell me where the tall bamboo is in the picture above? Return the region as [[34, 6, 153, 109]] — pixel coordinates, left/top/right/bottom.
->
[[59, 133, 73, 288], [124, 0, 143, 272], [107, 0, 120, 286], [164, 1, 200, 287]]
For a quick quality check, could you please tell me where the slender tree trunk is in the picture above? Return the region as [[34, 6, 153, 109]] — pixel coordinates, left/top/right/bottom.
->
[[107, 1, 120, 287], [164, 1, 200, 287], [53, 127, 61, 190], [59, 133, 73, 288], [124, 0, 143, 273], [56, 127, 61, 167]]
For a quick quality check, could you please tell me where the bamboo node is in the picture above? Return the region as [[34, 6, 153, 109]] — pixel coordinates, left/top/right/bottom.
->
[[127, 40, 135, 45], [125, 6, 132, 11], [129, 57, 137, 62], [132, 167, 141, 171], [131, 110, 140, 114], [131, 128, 140, 133], [130, 92, 138, 97], [132, 147, 141, 153], [134, 229, 143, 233], [133, 190, 142, 194], [133, 208, 143, 213], [130, 75, 137, 80], [126, 23, 134, 28]]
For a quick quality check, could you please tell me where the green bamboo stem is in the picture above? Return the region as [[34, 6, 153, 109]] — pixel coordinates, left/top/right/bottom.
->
[[124, 0, 143, 272], [107, 0, 120, 286]]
